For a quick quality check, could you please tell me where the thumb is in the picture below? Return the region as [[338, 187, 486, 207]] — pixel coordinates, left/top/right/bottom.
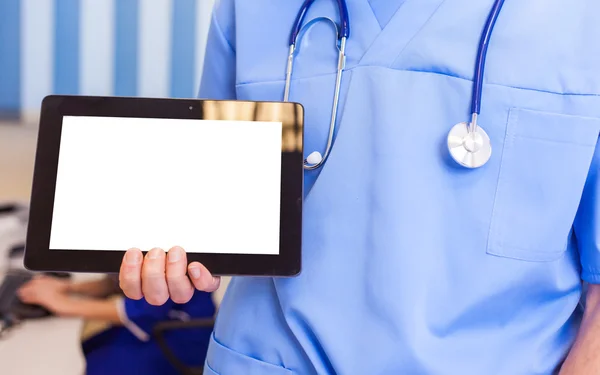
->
[[188, 262, 221, 292]]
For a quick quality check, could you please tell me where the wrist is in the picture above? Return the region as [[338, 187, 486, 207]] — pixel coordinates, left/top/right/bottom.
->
[[50, 295, 79, 316], [64, 282, 79, 295]]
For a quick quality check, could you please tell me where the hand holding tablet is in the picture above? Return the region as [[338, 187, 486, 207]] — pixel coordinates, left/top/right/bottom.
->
[[119, 247, 221, 305], [24, 95, 304, 277]]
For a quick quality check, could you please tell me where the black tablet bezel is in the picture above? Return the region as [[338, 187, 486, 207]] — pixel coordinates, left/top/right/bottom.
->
[[24, 95, 304, 276]]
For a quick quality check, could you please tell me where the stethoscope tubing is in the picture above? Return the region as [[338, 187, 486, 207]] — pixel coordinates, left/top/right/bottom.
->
[[285, 0, 506, 170], [471, 0, 506, 118], [289, 0, 350, 46], [284, 14, 347, 170]]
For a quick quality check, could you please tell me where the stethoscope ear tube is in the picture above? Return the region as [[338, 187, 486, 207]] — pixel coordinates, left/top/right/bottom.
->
[[288, 0, 350, 46], [284, 15, 347, 171]]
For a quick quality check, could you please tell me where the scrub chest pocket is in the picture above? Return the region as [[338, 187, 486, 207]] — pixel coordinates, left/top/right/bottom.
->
[[487, 108, 600, 262], [204, 333, 295, 375]]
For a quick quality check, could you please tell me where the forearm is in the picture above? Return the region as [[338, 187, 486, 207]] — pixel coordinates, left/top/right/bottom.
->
[[67, 277, 118, 298], [559, 284, 600, 374], [57, 297, 123, 324]]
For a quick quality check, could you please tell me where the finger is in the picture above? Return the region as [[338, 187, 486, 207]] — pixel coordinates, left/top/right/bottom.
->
[[19, 281, 41, 293], [165, 246, 194, 304], [28, 279, 45, 287], [19, 281, 32, 289], [188, 262, 221, 292], [17, 283, 34, 294], [17, 289, 32, 302], [119, 248, 143, 300], [141, 248, 169, 305]]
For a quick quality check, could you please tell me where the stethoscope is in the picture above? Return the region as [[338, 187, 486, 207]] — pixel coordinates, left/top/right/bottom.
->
[[283, 0, 505, 170]]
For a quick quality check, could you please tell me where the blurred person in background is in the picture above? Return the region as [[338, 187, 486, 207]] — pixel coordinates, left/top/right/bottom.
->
[[18, 274, 214, 375]]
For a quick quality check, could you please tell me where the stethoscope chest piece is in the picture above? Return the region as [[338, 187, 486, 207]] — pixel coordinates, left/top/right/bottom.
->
[[447, 122, 492, 169]]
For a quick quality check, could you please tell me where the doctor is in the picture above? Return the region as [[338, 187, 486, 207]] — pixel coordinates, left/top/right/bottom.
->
[[120, 0, 600, 374]]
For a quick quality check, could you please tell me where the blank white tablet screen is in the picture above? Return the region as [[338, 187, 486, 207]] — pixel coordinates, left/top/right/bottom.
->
[[49, 116, 282, 255]]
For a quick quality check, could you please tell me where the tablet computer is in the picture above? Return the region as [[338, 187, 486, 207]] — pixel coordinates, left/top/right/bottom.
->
[[24, 95, 304, 276]]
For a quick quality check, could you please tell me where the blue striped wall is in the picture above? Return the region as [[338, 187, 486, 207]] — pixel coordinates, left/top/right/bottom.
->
[[0, 0, 21, 117], [115, 0, 140, 97], [0, 0, 215, 118], [54, 0, 81, 95]]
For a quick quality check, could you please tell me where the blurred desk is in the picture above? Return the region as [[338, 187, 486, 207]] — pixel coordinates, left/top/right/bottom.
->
[[0, 315, 85, 375], [0, 122, 37, 203], [0, 124, 87, 374], [0, 267, 100, 375]]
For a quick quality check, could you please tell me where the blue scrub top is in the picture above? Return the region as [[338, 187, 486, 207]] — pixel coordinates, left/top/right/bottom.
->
[[200, 1, 600, 374]]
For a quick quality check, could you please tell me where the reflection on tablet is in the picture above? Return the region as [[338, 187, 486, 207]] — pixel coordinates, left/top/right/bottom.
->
[[49, 105, 287, 255]]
